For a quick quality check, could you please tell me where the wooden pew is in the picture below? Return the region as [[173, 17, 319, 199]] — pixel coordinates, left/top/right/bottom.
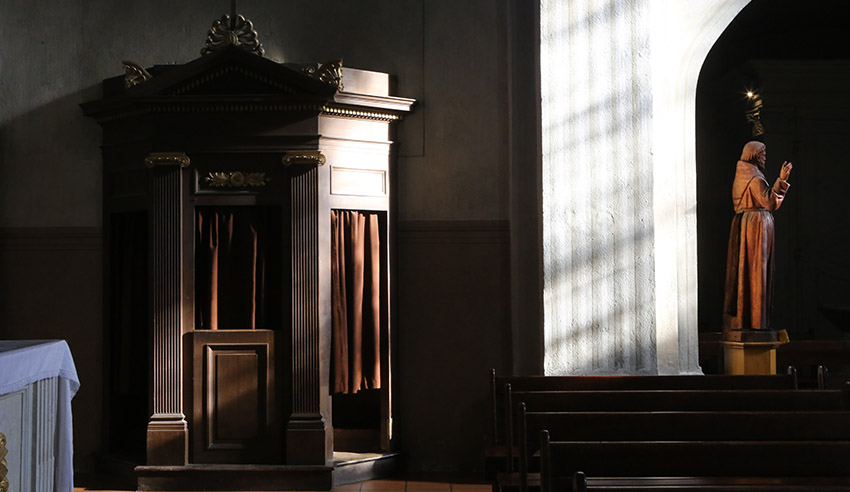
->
[[778, 340, 850, 388], [488, 368, 802, 485], [816, 363, 850, 390], [541, 430, 850, 491], [513, 388, 847, 412], [524, 409, 850, 442], [517, 406, 850, 492], [534, 385, 850, 491], [699, 333, 850, 386], [778, 340, 850, 369], [491, 369, 799, 440], [488, 369, 799, 469]]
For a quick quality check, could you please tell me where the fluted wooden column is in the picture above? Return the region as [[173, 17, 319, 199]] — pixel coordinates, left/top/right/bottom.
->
[[146, 155, 188, 465], [286, 164, 331, 465]]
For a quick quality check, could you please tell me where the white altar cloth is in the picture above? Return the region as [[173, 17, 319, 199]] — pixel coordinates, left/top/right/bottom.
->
[[0, 340, 80, 492]]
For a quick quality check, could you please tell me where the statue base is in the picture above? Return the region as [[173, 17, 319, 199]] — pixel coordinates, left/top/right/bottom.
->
[[722, 330, 782, 375]]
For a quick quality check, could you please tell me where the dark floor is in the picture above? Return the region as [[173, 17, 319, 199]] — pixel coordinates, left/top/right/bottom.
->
[[73, 476, 492, 492]]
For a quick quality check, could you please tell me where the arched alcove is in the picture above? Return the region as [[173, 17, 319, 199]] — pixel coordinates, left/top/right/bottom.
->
[[540, 0, 754, 374], [696, 0, 850, 354]]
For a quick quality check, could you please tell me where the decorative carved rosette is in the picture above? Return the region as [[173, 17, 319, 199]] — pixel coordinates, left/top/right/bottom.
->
[[282, 151, 326, 167], [205, 171, 269, 188], [202, 14, 264, 56], [302, 60, 344, 90]]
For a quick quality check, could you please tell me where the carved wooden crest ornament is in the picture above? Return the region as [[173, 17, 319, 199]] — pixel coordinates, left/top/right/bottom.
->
[[205, 171, 269, 187], [302, 60, 344, 90], [123, 61, 153, 88], [202, 14, 264, 57]]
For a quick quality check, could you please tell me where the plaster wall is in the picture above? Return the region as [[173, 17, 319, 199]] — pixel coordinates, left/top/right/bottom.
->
[[0, 0, 508, 227]]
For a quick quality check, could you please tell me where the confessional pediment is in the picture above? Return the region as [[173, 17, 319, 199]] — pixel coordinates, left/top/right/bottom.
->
[[82, 45, 338, 119], [136, 46, 337, 98], [83, 44, 416, 125]]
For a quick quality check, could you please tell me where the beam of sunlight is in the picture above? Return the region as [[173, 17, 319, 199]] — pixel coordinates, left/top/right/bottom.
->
[[542, 0, 657, 375]]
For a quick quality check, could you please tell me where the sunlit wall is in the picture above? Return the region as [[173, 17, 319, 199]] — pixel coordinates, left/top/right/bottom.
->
[[541, 0, 751, 374]]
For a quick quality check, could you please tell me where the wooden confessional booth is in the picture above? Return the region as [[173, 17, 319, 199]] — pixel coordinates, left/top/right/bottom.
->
[[82, 30, 414, 491]]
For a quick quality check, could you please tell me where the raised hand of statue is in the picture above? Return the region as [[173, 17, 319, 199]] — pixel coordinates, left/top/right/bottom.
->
[[780, 161, 793, 181]]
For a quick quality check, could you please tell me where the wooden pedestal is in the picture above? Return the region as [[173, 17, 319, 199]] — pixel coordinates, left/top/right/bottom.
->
[[722, 338, 782, 375]]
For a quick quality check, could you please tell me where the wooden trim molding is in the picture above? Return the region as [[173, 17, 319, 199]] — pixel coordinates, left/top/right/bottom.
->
[[0, 227, 101, 251]]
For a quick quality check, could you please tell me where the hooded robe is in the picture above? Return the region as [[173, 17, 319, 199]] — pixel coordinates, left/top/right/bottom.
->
[[722, 141, 790, 331]]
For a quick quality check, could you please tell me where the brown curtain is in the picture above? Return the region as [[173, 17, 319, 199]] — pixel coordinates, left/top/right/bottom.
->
[[196, 207, 277, 330], [332, 210, 382, 394]]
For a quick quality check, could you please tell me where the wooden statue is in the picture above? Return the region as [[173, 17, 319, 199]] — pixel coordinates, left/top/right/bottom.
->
[[723, 141, 793, 332]]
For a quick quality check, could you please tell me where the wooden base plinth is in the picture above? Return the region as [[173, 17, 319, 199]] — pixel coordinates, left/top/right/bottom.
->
[[286, 418, 331, 465], [134, 453, 401, 490], [146, 418, 188, 466], [136, 464, 333, 491], [722, 340, 782, 375]]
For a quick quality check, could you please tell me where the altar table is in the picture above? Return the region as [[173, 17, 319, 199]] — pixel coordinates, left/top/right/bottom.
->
[[0, 340, 79, 492]]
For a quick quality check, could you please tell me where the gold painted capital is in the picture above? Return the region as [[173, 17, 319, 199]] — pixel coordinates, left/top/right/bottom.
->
[[282, 151, 326, 167], [145, 152, 191, 168]]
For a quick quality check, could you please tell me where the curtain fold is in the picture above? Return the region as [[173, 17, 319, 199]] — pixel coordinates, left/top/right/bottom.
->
[[332, 210, 382, 394], [196, 207, 276, 330]]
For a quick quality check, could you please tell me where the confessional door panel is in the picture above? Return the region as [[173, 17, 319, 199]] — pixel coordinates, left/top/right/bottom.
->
[[190, 330, 280, 464]]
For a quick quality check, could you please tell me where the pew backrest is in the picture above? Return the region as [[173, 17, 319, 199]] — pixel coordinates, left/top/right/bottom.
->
[[514, 388, 848, 412], [523, 409, 850, 442], [490, 369, 799, 443], [539, 430, 850, 492]]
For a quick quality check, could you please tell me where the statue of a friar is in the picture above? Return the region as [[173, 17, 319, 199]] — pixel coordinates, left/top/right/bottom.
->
[[723, 140, 793, 333]]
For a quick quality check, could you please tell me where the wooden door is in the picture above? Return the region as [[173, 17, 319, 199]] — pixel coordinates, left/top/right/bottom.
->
[[190, 330, 280, 464]]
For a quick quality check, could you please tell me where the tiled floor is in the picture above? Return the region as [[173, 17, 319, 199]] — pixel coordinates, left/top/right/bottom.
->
[[74, 478, 493, 492], [340, 480, 491, 492]]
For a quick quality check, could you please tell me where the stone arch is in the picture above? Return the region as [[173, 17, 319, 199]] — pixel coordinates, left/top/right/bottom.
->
[[540, 0, 751, 374]]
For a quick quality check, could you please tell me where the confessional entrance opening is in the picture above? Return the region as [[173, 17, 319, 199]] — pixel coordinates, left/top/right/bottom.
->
[[330, 210, 390, 454], [190, 205, 284, 464]]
